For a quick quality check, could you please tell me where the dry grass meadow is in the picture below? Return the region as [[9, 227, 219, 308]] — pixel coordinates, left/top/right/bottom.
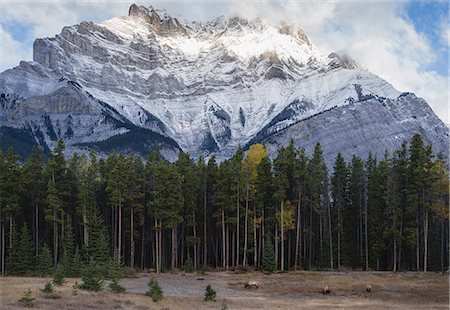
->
[[0, 271, 448, 309]]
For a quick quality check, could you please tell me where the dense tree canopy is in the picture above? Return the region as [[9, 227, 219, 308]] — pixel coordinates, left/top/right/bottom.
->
[[0, 135, 448, 275]]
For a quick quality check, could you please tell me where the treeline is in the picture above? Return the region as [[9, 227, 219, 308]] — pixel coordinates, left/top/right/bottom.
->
[[0, 133, 448, 276]]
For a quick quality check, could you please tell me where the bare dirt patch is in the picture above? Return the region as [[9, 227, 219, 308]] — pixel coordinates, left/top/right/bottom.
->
[[0, 271, 448, 309]]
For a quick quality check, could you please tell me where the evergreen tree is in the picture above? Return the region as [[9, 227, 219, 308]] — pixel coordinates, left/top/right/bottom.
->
[[84, 207, 110, 267], [0, 148, 23, 274], [369, 155, 389, 270], [7, 223, 34, 275], [261, 236, 276, 273], [60, 218, 75, 276], [273, 146, 290, 271], [53, 264, 66, 286], [79, 259, 104, 292], [37, 244, 53, 275], [204, 284, 216, 301], [331, 153, 349, 269], [348, 156, 366, 269], [307, 143, 327, 269], [145, 278, 163, 302], [22, 146, 45, 257], [45, 139, 69, 266]]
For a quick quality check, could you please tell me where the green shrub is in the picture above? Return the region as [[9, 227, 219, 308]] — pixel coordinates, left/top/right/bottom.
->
[[52, 265, 66, 286], [184, 255, 194, 273], [204, 285, 216, 301], [18, 288, 35, 307], [79, 260, 104, 292], [40, 281, 54, 294], [145, 278, 163, 302], [36, 244, 53, 276], [72, 282, 79, 296], [109, 279, 125, 293]]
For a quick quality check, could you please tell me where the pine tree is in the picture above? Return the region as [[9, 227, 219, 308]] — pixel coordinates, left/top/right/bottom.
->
[[348, 156, 366, 269], [369, 156, 389, 270], [261, 236, 276, 273], [7, 223, 34, 275], [18, 288, 35, 307], [72, 247, 82, 276], [109, 278, 125, 293], [0, 148, 23, 275], [273, 146, 290, 271], [176, 152, 200, 269], [22, 146, 45, 257], [204, 284, 216, 301], [53, 264, 66, 286], [307, 143, 326, 269], [145, 278, 163, 302], [331, 153, 349, 269], [37, 244, 53, 275], [45, 139, 69, 266], [184, 255, 194, 273], [79, 259, 104, 292], [60, 218, 75, 276], [84, 207, 110, 267]]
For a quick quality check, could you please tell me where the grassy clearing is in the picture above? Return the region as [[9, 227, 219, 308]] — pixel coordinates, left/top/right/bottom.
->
[[0, 271, 447, 309]]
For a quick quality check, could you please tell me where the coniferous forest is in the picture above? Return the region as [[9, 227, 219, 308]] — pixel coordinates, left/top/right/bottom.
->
[[0, 133, 448, 277]]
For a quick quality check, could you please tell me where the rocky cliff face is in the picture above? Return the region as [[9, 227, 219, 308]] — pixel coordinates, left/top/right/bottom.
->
[[0, 4, 448, 162]]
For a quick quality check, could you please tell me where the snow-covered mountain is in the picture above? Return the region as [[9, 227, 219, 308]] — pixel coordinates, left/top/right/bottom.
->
[[1, 4, 448, 163]]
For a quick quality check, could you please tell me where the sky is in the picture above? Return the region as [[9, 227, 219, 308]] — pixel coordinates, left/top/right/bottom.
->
[[1, 0, 449, 123]]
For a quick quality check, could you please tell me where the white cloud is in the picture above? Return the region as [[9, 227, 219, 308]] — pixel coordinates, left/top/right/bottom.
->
[[1, 0, 448, 122], [0, 25, 31, 70], [441, 20, 450, 47]]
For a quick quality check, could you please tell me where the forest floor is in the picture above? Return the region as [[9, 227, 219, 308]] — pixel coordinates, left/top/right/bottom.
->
[[0, 271, 448, 309]]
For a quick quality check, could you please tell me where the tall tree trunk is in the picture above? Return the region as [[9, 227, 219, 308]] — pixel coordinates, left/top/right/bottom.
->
[[424, 208, 428, 272], [231, 230, 235, 267], [309, 202, 312, 269], [130, 207, 135, 268], [159, 224, 162, 272], [319, 211, 323, 266], [258, 213, 263, 268], [1, 222, 4, 275], [440, 220, 444, 273], [171, 227, 177, 270], [275, 222, 278, 269], [393, 233, 397, 272], [35, 204, 39, 256], [118, 194, 122, 261], [253, 204, 257, 268], [53, 210, 58, 266], [112, 205, 116, 258], [236, 186, 240, 267], [359, 191, 363, 268], [328, 200, 333, 269], [365, 194, 368, 271], [83, 201, 88, 247], [155, 218, 160, 273], [226, 224, 229, 269], [243, 176, 249, 267], [203, 181, 207, 268], [295, 191, 301, 270], [337, 203, 341, 270], [281, 200, 284, 271], [398, 209, 403, 271], [416, 197, 420, 271], [9, 215, 12, 250], [193, 211, 197, 270], [141, 224, 145, 270], [221, 208, 226, 269]]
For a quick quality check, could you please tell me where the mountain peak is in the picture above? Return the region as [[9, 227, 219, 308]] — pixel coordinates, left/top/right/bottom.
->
[[128, 4, 190, 36], [1, 3, 447, 162]]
